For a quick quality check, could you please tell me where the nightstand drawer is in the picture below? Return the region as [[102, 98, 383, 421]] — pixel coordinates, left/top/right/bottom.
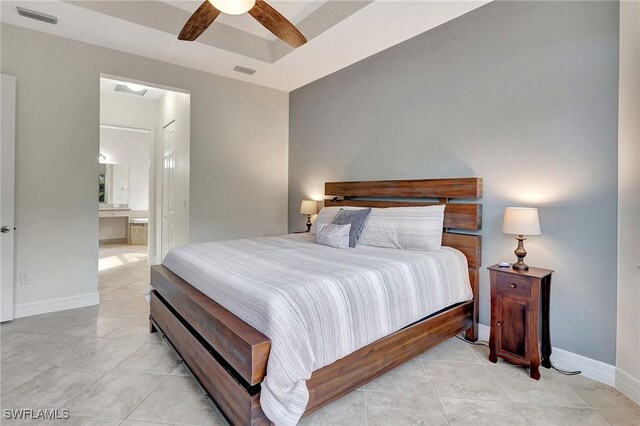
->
[[496, 274, 530, 297]]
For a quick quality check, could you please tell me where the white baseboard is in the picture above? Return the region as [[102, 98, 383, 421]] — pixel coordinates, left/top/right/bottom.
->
[[616, 368, 640, 405], [478, 323, 490, 341], [14, 292, 100, 318], [476, 324, 616, 386], [551, 346, 616, 386]]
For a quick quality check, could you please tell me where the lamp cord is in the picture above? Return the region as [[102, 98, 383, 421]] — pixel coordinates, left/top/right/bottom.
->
[[456, 335, 488, 346], [550, 363, 581, 375], [456, 335, 581, 376]]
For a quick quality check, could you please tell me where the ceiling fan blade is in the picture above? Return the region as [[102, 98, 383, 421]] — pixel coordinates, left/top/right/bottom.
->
[[248, 0, 307, 48], [178, 1, 221, 41]]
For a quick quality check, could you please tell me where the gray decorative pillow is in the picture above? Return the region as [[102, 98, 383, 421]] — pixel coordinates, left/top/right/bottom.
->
[[332, 208, 372, 248], [315, 223, 351, 249], [310, 206, 368, 235]]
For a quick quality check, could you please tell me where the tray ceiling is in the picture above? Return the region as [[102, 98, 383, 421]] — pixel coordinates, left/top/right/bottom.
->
[[1, 1, 491, 91]]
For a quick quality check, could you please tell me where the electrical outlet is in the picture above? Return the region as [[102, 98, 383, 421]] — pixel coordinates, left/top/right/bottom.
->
[[20, 272, 31, 285]]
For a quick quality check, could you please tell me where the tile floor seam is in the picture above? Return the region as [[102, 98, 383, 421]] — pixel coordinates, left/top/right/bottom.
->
[[99, 300, 127, 312], [439, 395, 531, 425], [117, 376, 166, 422], [38, 337, 100, 367], [419, 356, 450, 426], [104, 317, 143, 339], [52, 366, 115, 413], [198, 406, 217, 426], [419, 359, 487, 365], [125, 375, 213, 426], [363, 386, 369, 426], [434, 392, 521, 406], [590, 410, 614, 425], [481, 362, 594, 409], [480, 362, 540, 406], [457, 335, 485, 352], [0, 365, 57, 398], [549, 373, 599, 408]]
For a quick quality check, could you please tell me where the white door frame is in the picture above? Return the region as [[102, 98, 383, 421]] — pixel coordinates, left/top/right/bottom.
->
[[99, 123, 156, 262], [1, 74, 16, 322], [99, 74, 190, 265], [161, 119, 176, 261]]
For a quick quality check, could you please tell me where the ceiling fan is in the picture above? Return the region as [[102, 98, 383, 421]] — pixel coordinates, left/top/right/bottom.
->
[[178, 0, 307, 48]]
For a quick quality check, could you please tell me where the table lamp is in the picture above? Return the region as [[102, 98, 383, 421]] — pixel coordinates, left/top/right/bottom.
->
[[502, 207, 541, 271], [300, 200, 318, 232]]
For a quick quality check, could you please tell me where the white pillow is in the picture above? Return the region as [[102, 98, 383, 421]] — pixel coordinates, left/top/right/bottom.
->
[[315, 223, 351, 249], [310, 206, 367, 235], [358, 205, 445, 251]]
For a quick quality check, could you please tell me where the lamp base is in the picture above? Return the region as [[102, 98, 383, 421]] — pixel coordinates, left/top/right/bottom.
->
[[512, 235, 529, 271], [512, 261, 529, 271], [305, 215, 312, 233]]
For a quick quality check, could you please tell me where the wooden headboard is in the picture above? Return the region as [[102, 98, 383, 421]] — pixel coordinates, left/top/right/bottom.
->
[[324, 177, 482, 268]]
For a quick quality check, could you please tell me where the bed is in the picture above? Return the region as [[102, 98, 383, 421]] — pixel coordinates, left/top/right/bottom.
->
[[149, 178, 482, 425]]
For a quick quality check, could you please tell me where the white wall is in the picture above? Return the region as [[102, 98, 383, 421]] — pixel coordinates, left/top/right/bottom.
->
[[616, 0, 640, 403], [1, 24, 289, 316], [100, 127, 150, 211]]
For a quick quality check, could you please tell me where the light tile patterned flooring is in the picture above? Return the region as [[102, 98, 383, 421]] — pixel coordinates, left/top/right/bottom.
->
[[1, 244, 639, 425]]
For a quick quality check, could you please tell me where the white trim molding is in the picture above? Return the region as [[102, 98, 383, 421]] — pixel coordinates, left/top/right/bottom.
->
[[477, 324, 615, 386], [15, 292, 100, 318], [551, 346, 615, 386], [616, 368, 640, 405]]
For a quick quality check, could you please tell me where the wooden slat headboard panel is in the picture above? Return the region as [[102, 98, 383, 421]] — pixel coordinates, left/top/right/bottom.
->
[[324, 178, 482, 269], [325, 178, 482, 200]]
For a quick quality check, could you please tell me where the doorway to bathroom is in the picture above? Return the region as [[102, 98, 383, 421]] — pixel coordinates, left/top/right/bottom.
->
[[98, 76, 190, 297]]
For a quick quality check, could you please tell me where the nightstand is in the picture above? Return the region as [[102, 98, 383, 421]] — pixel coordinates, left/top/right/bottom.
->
[[292, 231, 308, 234], [488, 264, 553, 380]]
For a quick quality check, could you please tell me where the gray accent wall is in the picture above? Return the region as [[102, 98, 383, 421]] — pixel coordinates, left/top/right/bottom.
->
[[289, 1, 619, 364]]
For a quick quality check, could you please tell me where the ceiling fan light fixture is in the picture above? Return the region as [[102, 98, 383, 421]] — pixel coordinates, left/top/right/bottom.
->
[[179, 0, 306, 47], [209, 0, 255, 15]]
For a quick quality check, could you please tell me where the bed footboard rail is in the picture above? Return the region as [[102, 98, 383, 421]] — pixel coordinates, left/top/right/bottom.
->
[[150, 265, 271, 386]]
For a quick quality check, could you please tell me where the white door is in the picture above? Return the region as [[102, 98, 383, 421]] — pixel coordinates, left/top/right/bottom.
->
[[1, 75, 16, 322], [161, 121, 176, 260]]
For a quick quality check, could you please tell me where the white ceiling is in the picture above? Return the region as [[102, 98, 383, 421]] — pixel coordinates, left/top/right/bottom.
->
[[1, 1, 491, 92]]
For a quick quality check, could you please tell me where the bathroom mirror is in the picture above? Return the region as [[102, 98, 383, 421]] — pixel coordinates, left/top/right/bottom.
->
[[98, 163, 129, 205]]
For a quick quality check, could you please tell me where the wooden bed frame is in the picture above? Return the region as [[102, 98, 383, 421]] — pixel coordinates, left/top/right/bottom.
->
[[149, 178, 482, 425]]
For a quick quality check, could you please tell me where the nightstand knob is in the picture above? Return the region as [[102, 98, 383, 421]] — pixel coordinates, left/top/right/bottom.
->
[[509, 283, 517, 289], [497, 321, 502, 327]]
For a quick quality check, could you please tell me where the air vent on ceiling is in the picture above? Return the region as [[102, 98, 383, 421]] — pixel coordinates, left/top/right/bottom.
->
[[16, 7, 58, 25], [233, 66, 256, 76], [114, 84, 148, 96]]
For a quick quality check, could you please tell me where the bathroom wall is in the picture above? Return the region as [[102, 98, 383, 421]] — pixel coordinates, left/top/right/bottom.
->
[[99, 126, 150, 211]]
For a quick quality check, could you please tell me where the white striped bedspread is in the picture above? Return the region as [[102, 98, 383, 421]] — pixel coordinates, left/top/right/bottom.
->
[[162, 233, 472, 425]]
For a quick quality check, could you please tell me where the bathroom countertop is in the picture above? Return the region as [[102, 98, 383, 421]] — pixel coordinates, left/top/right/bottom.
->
[[99, 206, 132, 211]]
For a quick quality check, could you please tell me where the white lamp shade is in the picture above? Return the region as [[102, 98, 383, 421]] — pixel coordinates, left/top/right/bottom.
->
[[502, 207, 541, 236], [300, 200, 318, 215]]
